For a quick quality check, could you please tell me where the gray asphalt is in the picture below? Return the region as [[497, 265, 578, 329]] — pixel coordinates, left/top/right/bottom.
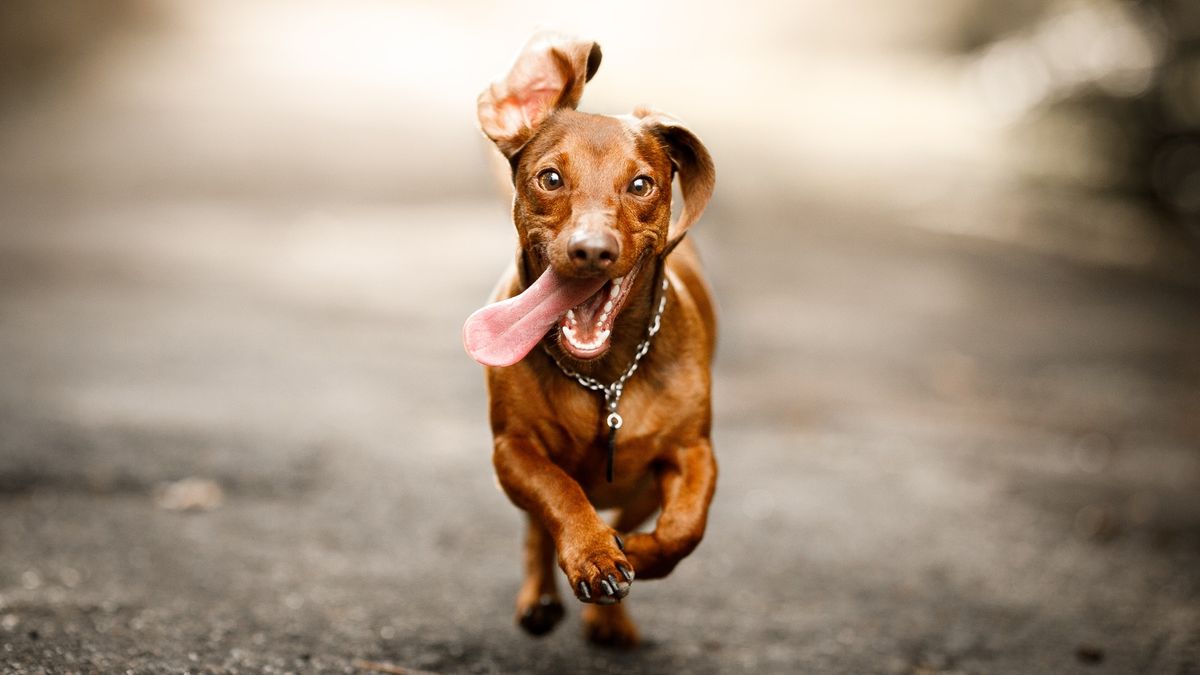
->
[[1, 187, 1199, 673]]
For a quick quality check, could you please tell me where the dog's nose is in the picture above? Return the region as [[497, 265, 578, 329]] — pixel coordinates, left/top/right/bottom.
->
[[567, 229, 619, 270]]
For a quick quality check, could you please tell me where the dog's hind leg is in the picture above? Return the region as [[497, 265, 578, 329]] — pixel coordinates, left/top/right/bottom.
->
[[515, 516, 564, 636], [582, 602, 640, 648]]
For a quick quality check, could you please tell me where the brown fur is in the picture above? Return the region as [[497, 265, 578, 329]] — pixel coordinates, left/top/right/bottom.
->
[[475, 32, 717, 647]]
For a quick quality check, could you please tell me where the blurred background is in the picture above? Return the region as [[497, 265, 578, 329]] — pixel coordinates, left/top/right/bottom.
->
[[1, 1, 1198, 673]]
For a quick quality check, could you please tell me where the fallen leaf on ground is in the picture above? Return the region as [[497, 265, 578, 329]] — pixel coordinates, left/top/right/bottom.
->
[[155, 478, 224, 512]]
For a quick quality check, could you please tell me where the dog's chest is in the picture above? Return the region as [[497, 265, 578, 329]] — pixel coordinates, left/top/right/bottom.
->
[[548, 376, 688, 474]]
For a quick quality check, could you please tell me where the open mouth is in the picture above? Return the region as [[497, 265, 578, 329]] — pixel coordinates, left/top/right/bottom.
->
[[557, 256, 647, 360]]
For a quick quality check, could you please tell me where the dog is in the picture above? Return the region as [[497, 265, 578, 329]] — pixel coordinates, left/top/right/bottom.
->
[[463, 32, 717, 648]]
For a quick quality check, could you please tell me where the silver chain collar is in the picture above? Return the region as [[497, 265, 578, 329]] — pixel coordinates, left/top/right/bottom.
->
[[543, 275, 669, 480]]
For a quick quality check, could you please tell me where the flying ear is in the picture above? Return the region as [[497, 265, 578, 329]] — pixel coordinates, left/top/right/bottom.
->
[[635, 107, 716, 252], [477, 32, 602, 158]]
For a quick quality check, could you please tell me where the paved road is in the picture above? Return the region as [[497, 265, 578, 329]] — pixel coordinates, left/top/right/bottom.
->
[[1, 186, 1198, 673]]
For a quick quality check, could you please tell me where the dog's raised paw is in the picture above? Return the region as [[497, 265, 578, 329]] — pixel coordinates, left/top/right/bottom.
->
[[517, 594, 565, 636], [563, 532, 633, 604]]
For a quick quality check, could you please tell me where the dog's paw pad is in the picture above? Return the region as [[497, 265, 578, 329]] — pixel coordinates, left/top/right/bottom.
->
[[517, 594, 564, 636]]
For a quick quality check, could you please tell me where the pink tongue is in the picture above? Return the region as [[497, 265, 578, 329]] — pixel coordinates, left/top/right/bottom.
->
[[463, 267, 607, 367]]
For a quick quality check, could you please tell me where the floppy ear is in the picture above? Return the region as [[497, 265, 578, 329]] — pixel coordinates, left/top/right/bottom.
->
[[477, 32, 602, 158], [635, 107, 716, 252]]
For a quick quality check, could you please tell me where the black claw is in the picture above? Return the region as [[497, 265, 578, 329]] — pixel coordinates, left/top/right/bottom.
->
[[618, 564, 634, 583], [578, 581, 591, 601], [614, 533, 625, 551], [607, 573, 621, 591], [600, 579, 614, 596]]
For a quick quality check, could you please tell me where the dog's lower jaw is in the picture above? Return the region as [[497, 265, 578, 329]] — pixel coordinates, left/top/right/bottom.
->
[[555, 253, 649, 361], [545, 261, 661, 383]]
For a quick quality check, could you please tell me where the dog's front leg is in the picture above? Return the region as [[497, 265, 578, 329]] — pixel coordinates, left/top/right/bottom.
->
[[513, 517, 564, 635], [493, 434, 634, 604], [621, 438, 718, 579]]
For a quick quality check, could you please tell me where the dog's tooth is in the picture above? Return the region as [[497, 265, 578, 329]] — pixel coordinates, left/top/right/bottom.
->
[[603, 300, 613, 313], [598, 312, 608, 324], [566, 309, 576, 322], [610, 284, 620, 298], [597, 329, 610, 341]]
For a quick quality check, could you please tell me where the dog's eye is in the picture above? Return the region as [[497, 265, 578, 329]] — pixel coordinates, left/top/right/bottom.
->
[[537, 169, 563, 191], [628, 176, 653, 197]]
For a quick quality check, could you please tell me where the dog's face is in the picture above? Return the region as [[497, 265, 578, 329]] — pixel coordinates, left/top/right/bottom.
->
[[473, 33, 713, 362], [514, 110, 673, 280], [509, 110, 674, 358]]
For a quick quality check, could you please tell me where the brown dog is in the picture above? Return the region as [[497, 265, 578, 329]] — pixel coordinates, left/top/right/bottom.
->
[[463, 32, 717, 648]]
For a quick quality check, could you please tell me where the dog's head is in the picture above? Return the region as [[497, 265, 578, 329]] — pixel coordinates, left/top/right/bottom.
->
[[470, 32, 715, 363]]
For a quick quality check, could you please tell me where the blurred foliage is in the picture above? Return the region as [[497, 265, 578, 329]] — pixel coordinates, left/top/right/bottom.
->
[[0, 0, 157, 107], [962, 0, 1200, 237], [2, 0, 1198, 239]]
